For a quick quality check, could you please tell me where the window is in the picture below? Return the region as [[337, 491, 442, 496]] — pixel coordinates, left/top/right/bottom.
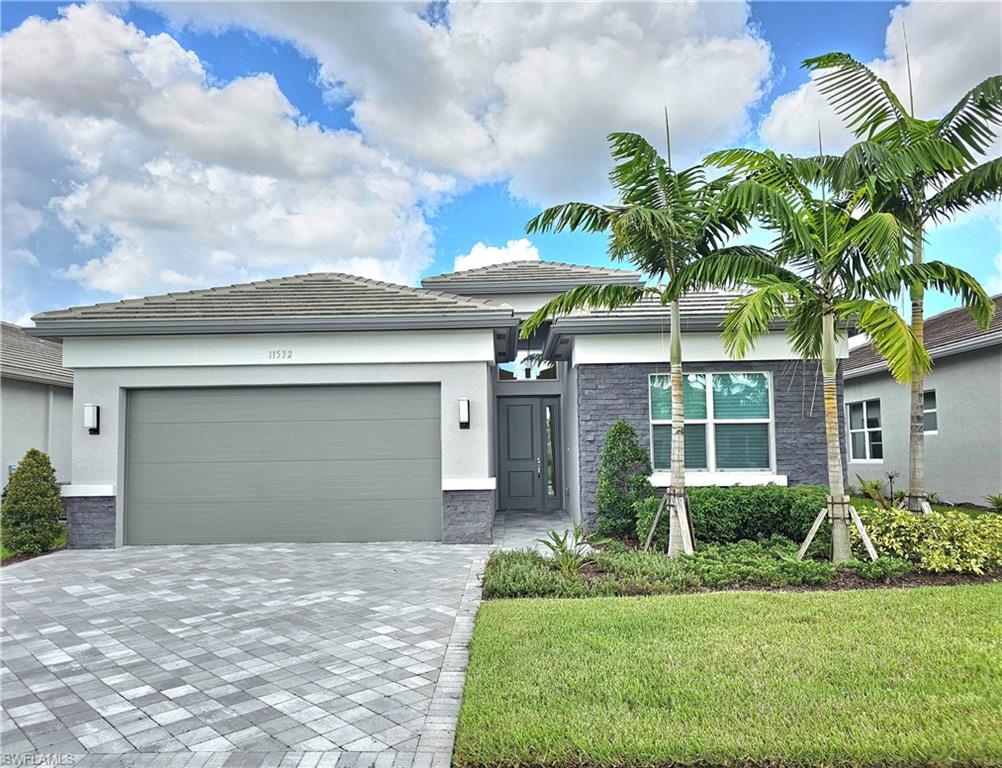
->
[[649, 372, 772, 472], [847, 399, 882, 461], [923, 389, 937, 433], [498, 355, 557, 381]]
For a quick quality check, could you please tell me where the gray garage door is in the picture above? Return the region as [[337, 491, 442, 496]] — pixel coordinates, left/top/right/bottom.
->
[[125, 385, 442, 544]]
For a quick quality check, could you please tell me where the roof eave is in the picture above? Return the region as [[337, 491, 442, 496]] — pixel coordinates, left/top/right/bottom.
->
[[1, 370, 73, 388], [26, 312, 520, 338], [845, 331, 1002, 380]]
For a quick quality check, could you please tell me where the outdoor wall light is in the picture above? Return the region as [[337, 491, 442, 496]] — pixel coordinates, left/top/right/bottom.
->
[[83, 403, 100, 435], [458, 398, 471, 430]]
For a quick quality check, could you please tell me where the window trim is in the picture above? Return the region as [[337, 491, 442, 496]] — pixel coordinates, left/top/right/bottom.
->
[[648, 371, 776, 474], [497, 352, 558, 382], [923, 388, 938, 435], [846, 398, 883, 463]]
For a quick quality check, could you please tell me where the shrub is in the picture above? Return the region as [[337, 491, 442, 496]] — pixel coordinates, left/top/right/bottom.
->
[[855, 506, 1002, 575], [985, 494, 1002, 514], [1, 449, 63, 557], [595, 421, 654, 537], [593, 550, 700, 594], [636, 484, 830, 550], [844, 556, 913, 584], [482, 550, 616, 599], [538, 525, 604, 577], [683, 538, 836, 588]]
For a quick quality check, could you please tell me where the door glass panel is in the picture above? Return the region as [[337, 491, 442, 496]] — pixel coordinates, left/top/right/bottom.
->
[[545, 404, 557, 497]]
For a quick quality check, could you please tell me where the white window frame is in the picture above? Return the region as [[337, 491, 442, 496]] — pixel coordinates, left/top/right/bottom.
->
[[648, 371, 776, 474], [923, 389, 938, 435], [846, 398, 883, 463]]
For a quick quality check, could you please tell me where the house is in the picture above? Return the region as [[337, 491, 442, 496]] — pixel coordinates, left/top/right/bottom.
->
[[28, 261, 845, 548], [1, 322, 73, 486], [844, 294, 1002, 505]]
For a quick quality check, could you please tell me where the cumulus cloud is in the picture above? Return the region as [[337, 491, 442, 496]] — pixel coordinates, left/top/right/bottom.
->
[[2, 4, 450, 303], [989, 252, 1002, 294], [163, 2, 772, 204], [454, 239, 540, 271], [761, 1, 1002, 153]]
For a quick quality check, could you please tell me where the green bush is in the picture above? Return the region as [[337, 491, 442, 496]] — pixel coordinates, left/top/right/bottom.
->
[[855, 506, 1002, 575], [636, 484, 830, 549], [593, 550, 701, 594], [482, 550, 610, 599], [1, 449, 63, 557], [595, 421, 654, 537], [844, 556, 914, 584], [682, 538, 836, 588]]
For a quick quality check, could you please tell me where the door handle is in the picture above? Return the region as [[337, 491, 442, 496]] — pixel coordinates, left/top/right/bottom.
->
[[536, 457, 541, 477]]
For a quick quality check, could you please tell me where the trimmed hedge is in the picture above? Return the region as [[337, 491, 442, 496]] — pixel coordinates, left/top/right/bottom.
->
[[595, 421, 654, 537], [1, 449, 63, 557], [636, 484, 830, 549]]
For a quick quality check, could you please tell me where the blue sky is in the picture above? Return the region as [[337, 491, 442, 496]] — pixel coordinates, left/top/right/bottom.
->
[[2, 1, 999, 323]]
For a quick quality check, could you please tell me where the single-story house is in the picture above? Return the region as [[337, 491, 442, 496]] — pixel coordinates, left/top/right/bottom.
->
[[844, 294, 1002, 505], [29, 260, 846, 548], [1, 322, 73, 486]]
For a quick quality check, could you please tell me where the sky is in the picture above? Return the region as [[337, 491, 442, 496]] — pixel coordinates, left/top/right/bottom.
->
[[2, 0, 1000, 326]]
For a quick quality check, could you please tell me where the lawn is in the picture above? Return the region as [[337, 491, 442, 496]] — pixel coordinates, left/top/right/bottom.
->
[[454, 584, 1002, 768]]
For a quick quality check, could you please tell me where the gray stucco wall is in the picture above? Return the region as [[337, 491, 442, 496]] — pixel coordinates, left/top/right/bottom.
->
[[1, 377, 72, 485], [575, 360, 844, 526], [845, 346, 1002, 505]]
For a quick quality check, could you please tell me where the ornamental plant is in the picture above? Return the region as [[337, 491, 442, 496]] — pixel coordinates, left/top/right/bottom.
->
[[595, 421, 654, 537], [1, 449, 63, 556]]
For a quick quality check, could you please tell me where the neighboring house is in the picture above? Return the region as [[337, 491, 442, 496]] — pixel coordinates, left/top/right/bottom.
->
[[844, 295, 1002, 506], [1, 322, 73, 485], [29, 261, 846, 548]]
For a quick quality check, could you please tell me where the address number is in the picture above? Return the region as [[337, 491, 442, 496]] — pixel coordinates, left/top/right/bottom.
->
[[268, 349, 293, 360]]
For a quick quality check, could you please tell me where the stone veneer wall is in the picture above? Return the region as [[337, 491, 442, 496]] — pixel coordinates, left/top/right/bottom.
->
[[63, 496, 116, 548], [576, 360, 846, 527], [442, 490, 495, 544]]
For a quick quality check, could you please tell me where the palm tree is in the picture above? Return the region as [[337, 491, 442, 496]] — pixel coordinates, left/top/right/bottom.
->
[[521, 124, 752, 556], [670, 147, 994, 563], [803, 53, 1002, 512]]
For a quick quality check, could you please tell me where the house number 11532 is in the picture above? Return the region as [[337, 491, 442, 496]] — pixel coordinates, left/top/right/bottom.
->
[[268, 349, 293, 360]]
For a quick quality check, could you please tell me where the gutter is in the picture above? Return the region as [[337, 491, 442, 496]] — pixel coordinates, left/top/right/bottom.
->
[[844, 331, 1002, 380], [0, 371, 73, 388], [26, 312, 520, 339]]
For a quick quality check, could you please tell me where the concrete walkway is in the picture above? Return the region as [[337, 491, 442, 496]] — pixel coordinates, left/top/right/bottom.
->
[[0, 512, 568, 767]]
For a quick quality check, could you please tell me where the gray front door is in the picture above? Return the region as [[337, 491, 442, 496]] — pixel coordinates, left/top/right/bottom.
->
[[125, 384, 442, 544], [498, 397, 561, 510]]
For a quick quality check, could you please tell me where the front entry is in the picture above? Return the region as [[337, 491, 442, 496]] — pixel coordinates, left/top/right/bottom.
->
[[498, 397, 561, 510]]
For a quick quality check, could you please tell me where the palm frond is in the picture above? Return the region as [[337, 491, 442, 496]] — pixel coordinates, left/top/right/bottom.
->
[[837, 212, 909, 271], [881, 261, 996, 329], [935, 75, 1002, 160], [526, 202, 611, 234], [720, 277, 801, 358], [665, 247, 804, 299], [718, 180, 815, 254], [520, 283, 656, 338], [927, 157, 1002, 221], [836, 299, 931, 383]]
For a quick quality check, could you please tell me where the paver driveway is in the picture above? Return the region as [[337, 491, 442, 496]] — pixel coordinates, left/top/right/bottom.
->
[[1, 541, 488, 767]]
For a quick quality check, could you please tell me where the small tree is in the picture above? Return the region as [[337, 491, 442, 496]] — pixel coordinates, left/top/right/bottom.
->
[[595, 421, 654, 537], [1, 449, 63, 556]]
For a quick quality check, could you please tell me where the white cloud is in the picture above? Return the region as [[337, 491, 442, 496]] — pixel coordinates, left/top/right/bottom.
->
[[454, 239, 540, 271], [162, 2, 773, 204], [2, 4, 451, 300], [10, 249, 40, 268], [988, 252, 1002, 294], [761, 1, 1002, 153]]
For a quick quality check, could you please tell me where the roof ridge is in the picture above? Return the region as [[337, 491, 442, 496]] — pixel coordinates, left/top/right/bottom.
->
[[423, 259, 642, 281]]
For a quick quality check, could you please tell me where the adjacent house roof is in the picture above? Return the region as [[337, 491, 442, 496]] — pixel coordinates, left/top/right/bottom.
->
[[845, 294, 1002, 379], [420, 260, 643, 294], [543, 292, 744, 359], [29, 272, 520, 358], [1, 322, 72, 387]]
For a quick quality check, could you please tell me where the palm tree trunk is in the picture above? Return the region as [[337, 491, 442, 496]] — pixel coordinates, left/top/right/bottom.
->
[[907, 229, 928, 513], [821, 313, 851, 563], [666, 298, 692, 556]]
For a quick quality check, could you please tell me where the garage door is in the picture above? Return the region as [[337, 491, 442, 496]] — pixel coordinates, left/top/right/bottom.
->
[[125, 385, 441, 544]]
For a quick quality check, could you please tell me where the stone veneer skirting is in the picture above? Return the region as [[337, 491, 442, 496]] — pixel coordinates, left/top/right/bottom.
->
[[442, 490, 495, 544], [576, 360, 846, 527], [63, 496, 116, 549]]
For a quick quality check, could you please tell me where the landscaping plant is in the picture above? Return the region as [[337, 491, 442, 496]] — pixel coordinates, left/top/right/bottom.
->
[[985, 494, 1002, 514], [537, 524, 604, 578], [805, 53, 1001, 512], [1, 449, 64, 557], [845, 556, 914, 584], [521, 118, 754, 556], [594, 421, 654, 537], [670, 145, 993, 562]]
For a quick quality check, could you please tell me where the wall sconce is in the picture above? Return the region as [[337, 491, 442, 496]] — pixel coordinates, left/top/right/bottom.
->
[[83, 404, 100, 435], [458, 398, 471, 430]]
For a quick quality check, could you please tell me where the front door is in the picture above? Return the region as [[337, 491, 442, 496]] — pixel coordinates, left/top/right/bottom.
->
[[498, 397, 561, 510]]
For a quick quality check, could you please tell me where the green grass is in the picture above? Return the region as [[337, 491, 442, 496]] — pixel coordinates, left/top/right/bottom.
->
[[0, 524, 66, 563], [455, 584, 1002, 767]]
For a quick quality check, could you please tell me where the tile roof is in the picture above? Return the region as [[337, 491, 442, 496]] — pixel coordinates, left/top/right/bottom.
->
[[1, 322, 72, 387], [846, 294, 1002, 375], [561, 291, 743, 323], [421, 260, 643, 292], [31, 272, 510, 324]]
